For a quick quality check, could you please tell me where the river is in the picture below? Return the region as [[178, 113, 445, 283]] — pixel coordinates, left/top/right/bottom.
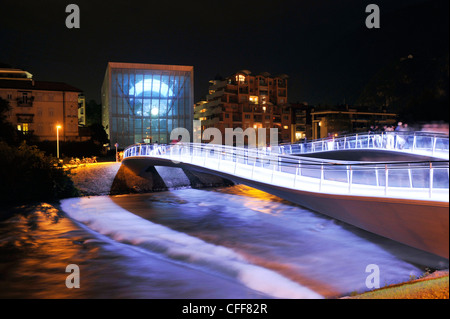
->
[[0, 185, 447, 299]]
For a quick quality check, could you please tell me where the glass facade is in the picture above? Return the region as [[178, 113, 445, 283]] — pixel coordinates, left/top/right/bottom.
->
[[102, 63, 194, 147]]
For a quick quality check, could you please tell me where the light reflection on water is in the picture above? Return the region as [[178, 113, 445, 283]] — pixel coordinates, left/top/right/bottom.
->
[[0, 185, 447, 298]]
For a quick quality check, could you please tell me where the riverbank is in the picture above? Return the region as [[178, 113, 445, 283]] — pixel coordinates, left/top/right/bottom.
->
[[344, 270, 449, 299]]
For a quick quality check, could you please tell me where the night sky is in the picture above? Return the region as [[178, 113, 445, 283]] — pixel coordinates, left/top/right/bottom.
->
[[1, 0, 448, 105]]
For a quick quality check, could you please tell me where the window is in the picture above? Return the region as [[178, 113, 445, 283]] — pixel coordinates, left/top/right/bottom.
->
[[225, 113, 229, 118], [7, 93, 12, 100], [49, 108, 54, 117], [244, 114, 251, 119], [236, 74, 246, 83], [249, 96, 258, 104], [23, 123, 29, 132], [21, 92, 28, 103], [18, 92, 32, 105], [240, 95, 248, 103]]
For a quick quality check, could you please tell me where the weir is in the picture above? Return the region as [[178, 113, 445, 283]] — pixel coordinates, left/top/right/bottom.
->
[[121, 132, 449, 259]]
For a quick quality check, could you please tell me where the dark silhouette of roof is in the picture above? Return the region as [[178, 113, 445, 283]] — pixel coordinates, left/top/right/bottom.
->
[[0, 79, 82, 92]]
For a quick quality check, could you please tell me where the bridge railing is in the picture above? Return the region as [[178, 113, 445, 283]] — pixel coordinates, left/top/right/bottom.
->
[[123, 142, 449, 201], [277, 131, 449, 159]]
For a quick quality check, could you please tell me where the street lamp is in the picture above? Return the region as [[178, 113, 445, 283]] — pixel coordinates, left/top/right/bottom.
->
[[56, 125, 62, 159]]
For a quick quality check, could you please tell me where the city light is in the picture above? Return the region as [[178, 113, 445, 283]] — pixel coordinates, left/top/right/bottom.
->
[[56, 125, 62, 159]]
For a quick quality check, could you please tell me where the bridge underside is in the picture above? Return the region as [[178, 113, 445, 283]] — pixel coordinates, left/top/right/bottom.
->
[[122, 157, 449, 260]]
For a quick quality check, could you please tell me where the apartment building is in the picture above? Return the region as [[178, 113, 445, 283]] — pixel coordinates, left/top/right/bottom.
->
[[0, 68, 83, 141], [194, 70, 293, 144]]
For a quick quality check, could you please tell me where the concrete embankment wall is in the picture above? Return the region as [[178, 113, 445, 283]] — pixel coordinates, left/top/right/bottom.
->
[[69, 162, 234, 196]]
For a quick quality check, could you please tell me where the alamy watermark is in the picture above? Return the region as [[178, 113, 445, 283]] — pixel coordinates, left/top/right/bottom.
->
[[170, 121, 279, 149], [365, 4, 380, 29], [65, 4, 80, 29], [365, 264, 380, 289], [65, 264, 80, 288], [64, 4, 380, 30]]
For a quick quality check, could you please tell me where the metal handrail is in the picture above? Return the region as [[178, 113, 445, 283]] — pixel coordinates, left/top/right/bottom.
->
[[280, 130, 449, 145], [278, 131, 449, 159], [123, 142, 449, 202]]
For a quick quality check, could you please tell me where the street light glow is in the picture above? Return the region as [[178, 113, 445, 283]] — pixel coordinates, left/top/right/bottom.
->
[[56, 125, 61, 159]]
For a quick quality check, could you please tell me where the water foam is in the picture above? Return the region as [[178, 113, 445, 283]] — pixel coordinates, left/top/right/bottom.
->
[[61, 196, 323, 299]]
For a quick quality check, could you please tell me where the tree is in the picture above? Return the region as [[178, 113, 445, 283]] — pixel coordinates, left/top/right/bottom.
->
[[356, 53, 449, 123], [0, 141, 79, 204], [0, 97, 18, 144], [88, 123, 109, 145], [85, 99, 102, 126]]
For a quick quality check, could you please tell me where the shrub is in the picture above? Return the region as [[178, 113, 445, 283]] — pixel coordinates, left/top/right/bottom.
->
[[0, 141, 79, 205]]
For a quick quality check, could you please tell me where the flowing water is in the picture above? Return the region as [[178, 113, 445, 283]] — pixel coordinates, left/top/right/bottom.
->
[[0, 185, 447, 299]]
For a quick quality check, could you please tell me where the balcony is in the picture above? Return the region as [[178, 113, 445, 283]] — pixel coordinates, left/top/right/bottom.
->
[[224, 88, 238, 95], [16, 96, 34, 107], [209, 80, 227, 91], [206, 89, 224, 100], [16, 113, 34, 123], [204, 99, 221, 108], [277, 80, 287, 88], [203, 117, 220, 126]]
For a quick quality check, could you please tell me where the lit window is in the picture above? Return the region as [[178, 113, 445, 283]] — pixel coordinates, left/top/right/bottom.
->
[[283, 125, 289, 130], [17, 124, 22, 131], [261, 96, 267, 104], [249, 96, 258, 104], [236, 74, 246, 83], [23, 123, 28, 132]]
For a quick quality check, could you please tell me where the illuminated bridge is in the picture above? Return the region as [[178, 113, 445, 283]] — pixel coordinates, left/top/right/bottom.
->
[[122, 132, 449, 259], [278, 131, 449, 160]]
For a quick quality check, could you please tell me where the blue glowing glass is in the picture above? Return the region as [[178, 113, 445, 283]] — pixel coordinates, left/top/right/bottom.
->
[[129, 79, 173, 97]]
